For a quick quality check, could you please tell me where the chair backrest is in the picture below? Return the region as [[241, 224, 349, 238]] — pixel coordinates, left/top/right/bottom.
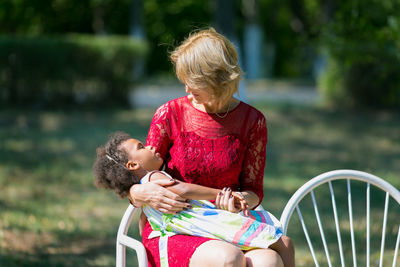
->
[[280, 169, 400, 267]]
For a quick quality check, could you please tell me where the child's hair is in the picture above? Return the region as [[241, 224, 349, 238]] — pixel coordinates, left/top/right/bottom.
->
[[93, 131, 141, 198]]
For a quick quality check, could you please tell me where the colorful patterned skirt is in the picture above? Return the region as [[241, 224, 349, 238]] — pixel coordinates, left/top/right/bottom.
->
[[142, 199, 283, 267]]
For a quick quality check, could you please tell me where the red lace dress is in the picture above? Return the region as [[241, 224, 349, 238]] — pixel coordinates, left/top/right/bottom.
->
[[143, 96, 268, 267]]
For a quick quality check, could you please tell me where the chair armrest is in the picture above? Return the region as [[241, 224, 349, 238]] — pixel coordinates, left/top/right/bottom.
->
[[116, 204, 148, 267]]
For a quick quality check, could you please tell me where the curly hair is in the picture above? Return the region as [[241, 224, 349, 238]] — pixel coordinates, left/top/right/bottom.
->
[[93, 131, 141, 198]]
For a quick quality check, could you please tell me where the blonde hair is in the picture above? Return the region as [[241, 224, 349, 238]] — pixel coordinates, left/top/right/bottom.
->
[[170, 28, 242, 108]]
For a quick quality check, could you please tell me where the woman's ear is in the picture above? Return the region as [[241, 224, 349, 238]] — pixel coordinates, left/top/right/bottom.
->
[[126, 160, 140, 171]]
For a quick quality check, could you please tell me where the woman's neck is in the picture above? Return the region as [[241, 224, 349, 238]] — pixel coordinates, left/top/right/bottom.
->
[[190, 96, 239, 114]]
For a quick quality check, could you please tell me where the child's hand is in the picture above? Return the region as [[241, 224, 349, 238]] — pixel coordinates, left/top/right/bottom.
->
[[215, 188, 250, 216]]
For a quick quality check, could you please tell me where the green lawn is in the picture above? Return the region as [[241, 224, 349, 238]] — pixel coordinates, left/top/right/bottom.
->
[[1, 103, 399, 266]]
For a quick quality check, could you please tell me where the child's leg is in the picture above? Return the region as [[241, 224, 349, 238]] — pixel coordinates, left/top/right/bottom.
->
[[269, 235, 295, 267]]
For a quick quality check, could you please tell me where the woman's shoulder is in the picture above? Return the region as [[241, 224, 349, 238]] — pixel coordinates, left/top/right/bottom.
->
[[154, 96, 188, 117], [237, 102, 267, 139], [238, 101, 266, 122], [153, 97, 185, 126], [156, 96, 187, 111]]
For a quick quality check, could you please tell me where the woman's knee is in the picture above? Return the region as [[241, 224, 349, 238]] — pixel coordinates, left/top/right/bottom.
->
[[220, 247, 245, 267], [190, 240, 245, 267], [245, 248, 284, 267]]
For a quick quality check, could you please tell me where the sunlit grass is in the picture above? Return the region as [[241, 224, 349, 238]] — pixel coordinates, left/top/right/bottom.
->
[[1, 104, 399, 266], [254, 102, 399, 267]]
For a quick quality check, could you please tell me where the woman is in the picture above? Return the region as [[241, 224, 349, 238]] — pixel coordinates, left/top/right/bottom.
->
[[129, 28, 293, 267]]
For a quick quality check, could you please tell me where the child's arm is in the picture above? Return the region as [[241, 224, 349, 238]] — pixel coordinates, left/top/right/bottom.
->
[[149, 172, 249, 214], [148, 171, 220, 200], [149, 172, 249, 213]]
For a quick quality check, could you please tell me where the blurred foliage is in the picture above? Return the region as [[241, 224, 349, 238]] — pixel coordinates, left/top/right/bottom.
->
[[0, 0, 132, 35], [141, 0, 212, 76], [0, 34, 147, 108], [257, 0, 317, 78], [1, 0, 400, 108], [0, 0, 320, 79], [0, 0, 212, 77], [318, 0, 400, 109]]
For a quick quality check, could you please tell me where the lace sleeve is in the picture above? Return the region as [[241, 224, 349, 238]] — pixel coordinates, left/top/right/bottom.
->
[[145, 103, 172, 159], [240, 115, 267, 206]]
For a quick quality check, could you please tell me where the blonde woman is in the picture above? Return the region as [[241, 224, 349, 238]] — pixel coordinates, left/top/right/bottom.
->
[[129, 28, 294, 267]]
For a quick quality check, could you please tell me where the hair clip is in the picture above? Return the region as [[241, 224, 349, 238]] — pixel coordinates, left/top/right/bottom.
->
[[106, 154, 129, 170]]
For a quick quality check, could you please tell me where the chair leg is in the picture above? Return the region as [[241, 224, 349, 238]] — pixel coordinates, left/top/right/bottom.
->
[[116, 242, 126, 267]]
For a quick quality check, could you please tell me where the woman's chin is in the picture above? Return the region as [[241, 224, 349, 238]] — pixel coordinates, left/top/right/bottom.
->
[[188, 95, 201, 104]]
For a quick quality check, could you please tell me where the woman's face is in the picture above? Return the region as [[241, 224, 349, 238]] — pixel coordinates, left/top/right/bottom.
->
[[185, 85, 213, 105]]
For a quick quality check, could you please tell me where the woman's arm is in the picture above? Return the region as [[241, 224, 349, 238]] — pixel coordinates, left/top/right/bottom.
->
[[149, 172, 221, 200], [215, 113, 267, 211], [238, 114, 267, 209], [238, 190, 259, 210], [150, 172, 249, 214], [129, 181, 191, 213]]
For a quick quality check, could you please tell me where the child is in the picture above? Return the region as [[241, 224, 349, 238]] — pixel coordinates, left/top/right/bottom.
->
[[93, 131, 295, 267]]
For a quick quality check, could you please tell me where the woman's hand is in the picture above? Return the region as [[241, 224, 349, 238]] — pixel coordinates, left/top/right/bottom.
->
[[129, 179, 191, 214], [215, 187, 250, 216]]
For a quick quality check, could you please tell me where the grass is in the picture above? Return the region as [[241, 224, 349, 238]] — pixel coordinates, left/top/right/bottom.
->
[[0, 102, 399, 266]]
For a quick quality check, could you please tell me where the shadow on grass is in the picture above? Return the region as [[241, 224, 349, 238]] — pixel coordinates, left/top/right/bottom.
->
[[0, 109, 153, 172], [282, 178, 400, 266], [258, 102, 400, 183], [1, 240, 115, 267], [1, 103, 399, 266]]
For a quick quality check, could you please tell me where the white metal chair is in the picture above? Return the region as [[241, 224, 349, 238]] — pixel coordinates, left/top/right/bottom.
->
[[116, 170, 400, 267], [116, 203, 265, 267], [280, 169, 400, 267]]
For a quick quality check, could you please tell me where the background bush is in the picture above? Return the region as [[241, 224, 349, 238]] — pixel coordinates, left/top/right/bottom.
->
[[0, 34, 148, 108], [318, 0, 400, 109], [0, 0, 321, 80], [2, 0, 400, 109]]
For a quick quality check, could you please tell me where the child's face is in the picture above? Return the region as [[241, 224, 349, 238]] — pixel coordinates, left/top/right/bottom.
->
[[120, 138, 163, 171]]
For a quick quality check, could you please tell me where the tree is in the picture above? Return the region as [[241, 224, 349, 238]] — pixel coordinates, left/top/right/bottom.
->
[[318, 0, 400, 108]]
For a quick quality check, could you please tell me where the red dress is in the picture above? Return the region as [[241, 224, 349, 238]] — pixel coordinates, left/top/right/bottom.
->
[[144, 96, 267, 267]]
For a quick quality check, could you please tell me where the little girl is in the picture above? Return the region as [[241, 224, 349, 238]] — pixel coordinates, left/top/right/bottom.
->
[[93, 131, 294, 267]]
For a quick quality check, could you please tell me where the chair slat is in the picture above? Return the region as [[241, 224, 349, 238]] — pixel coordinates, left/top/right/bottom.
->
[[329, 181, 345, 266], [297, 206, 320, 267], [279, 170, 400, 267], [347, 179, 357, 267], [379, 192, 390, 267], [367, 183, 371, 267], [311, 190, 332, 267], [393, 225, 400, 267]]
